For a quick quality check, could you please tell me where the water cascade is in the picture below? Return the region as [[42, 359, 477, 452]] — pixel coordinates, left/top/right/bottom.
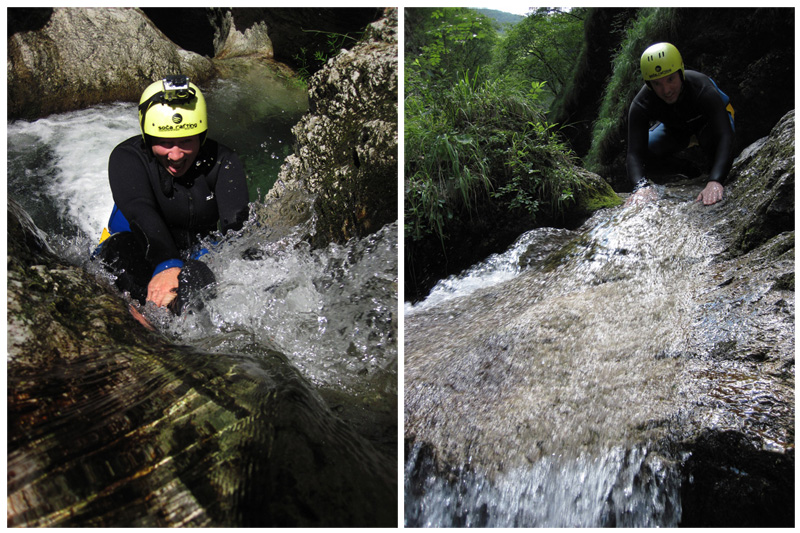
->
[[404, 177, 793, 526], [7, 72, 398, 525]]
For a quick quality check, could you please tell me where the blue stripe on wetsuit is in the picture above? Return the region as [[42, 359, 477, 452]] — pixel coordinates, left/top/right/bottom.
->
[[101, 204, 210, 275], [108, 203, 131, 233]]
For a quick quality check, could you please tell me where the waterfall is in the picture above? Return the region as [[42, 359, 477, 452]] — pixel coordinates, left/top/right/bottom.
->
[[404, 181, 727, 527], [7, 75, 396, 399]]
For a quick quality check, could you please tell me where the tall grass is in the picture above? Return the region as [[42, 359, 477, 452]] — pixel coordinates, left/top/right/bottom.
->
[[405, 71, 583, 244], [405, 74, 495, 242]]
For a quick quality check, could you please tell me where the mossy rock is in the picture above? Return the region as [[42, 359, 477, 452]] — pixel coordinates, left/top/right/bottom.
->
[[570, 167, 623, 217]]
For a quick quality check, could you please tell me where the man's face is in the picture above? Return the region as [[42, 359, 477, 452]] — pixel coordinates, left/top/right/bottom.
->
[[151, 135, 201, 177], [650, 72, 682, 105]]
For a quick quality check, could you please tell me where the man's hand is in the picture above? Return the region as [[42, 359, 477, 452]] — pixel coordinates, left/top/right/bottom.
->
[[625, 186, 658, 207], [129, 304, 154, 330], [147, 267, 180, 307], [697, 181, 724, 205]]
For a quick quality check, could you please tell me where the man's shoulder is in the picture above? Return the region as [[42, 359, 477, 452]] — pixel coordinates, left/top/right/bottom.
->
[[683, 69, 715, 89], [111, 135, 146, 157], [683, 69, 708, 81], [202, 138, 241, 164], [206, 138, 237, 157], [682, 70, 723, 106], [108, 135, 155, 182], [631, 84, 659, 112]]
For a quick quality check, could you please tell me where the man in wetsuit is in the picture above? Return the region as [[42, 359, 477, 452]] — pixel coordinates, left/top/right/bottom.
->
[[626, 42, 735, 206], [97, 75, 249, 313]]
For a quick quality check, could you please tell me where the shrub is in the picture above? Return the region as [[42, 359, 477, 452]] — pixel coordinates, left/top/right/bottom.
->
[[405, 72, 583, 244]]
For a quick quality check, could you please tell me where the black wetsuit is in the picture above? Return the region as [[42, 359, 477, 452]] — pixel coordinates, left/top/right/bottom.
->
[[627, 70, 735, 189], [98, 135, 249, 309]]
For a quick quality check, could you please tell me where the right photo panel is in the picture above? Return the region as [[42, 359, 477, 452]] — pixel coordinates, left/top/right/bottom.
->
[[403, 7, 795, 528]]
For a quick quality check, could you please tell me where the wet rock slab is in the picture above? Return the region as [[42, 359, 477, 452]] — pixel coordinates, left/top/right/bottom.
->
[[404, 111, 795, 526], [7, 200, 396, 527]]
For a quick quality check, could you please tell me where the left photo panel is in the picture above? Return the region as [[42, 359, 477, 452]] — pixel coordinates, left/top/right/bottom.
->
[[7, 7, 398, 527]]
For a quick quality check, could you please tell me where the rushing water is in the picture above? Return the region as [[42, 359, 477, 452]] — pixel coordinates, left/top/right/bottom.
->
[[405, 441, 682, 527], [7, 69, 306, 242], [403, 180, 791, 527], [7, 71, 396, 397]]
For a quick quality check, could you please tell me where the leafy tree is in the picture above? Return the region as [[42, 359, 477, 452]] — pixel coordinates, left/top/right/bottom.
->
[[406, 8, 499, 96], [493, 8, 587, 97]]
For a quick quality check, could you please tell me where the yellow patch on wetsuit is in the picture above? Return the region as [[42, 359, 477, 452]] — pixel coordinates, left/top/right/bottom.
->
[[99, 227, 111, 245]]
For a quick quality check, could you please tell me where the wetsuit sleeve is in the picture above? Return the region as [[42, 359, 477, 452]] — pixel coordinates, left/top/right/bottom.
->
[[108, 144, 182, 272], [700, 88, 735, 185], [626, 90, 651, 188], [214, 150, 250, 234]]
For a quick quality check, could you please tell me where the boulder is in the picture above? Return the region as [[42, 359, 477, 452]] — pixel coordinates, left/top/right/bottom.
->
[[725, 110, 795, 255], [7, 7, 215, 120], [268, 8, 398, 246], [215, 11, 273, 59], [673, 110, 795, 526]]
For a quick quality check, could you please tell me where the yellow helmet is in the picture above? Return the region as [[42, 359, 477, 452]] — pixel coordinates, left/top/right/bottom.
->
[[138, 75, 207, 141], [640, 42, 684, 85]]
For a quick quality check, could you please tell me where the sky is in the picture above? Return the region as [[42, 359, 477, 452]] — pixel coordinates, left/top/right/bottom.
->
[[486, 5, 533, 16], [400, 1, 534, 17]]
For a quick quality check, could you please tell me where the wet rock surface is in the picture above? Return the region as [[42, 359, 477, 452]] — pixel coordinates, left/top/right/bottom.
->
[[404, 111, 794, 526], [670, 110, 795, 526], [7, 200, 397, 527], [7, 7, 215, 120]]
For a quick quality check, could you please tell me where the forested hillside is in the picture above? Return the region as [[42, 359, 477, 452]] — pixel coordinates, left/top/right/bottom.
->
[[474, 8, 524, 29]]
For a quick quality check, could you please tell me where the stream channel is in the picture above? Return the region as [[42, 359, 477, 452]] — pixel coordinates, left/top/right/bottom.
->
[[7, 67, 399, 517], [404, 180, 793, 527]]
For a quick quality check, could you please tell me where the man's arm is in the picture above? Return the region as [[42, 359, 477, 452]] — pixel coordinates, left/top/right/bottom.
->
[[626, 93, 652, 189], [696, 82, 735, 205], [705, 91, 735, 187]]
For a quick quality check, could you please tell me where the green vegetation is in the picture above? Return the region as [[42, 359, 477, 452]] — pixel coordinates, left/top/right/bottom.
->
[[494, 8, 587, 97], [405, 7, 590, 246], [292, 28, 365, 81], [406, 73, 585, 242]]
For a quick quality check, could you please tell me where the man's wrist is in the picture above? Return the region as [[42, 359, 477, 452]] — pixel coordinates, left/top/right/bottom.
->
[[152, 259, 184, 277]]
